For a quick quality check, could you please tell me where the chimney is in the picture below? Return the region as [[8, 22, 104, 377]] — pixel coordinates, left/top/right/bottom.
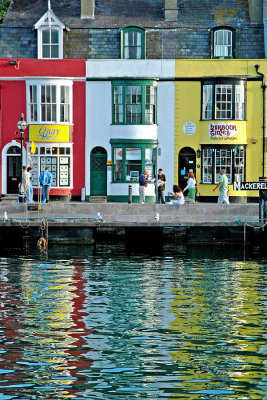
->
[[248, 0, 263, 23], [165, 0, 178, 21], [81, 0, 95, 19]]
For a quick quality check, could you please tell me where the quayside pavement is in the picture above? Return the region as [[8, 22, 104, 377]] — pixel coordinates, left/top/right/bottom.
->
[[0, 202, 259, 226]]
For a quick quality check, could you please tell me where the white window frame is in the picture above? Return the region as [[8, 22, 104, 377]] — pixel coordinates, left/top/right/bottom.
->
[[214, 29, 233, 58], [26, 143, 73, 189], [26, 79, 73, 124], [35, 10, 64, 59], [215, 84, 232, 119]]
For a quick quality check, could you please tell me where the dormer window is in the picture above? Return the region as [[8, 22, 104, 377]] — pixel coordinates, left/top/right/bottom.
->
[[121, 27, 145, 59], [34, 9, 65, 59], [211, 28, 235, 59]]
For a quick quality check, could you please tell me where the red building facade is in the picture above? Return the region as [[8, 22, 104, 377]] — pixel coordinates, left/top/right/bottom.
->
[[0, 59, 85, 200]]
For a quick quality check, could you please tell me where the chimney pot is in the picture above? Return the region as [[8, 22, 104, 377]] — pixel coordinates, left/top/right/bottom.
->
[[165, 0, 178, 21]]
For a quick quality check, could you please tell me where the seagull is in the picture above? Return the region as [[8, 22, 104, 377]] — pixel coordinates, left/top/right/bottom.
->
[[97, 212, 103, 222], [155, 212, 160, 222]]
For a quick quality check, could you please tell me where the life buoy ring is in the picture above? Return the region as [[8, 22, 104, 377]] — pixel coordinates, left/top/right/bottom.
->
[[37, 236, 47, 251]]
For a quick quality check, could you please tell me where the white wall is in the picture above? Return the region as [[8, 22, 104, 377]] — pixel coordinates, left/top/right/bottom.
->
[[85, 60, 175, 199]]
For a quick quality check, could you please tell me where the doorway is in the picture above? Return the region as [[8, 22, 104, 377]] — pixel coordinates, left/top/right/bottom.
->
[[178, 147, 196, 189], [90, 147, 107, 196], [7, 146, 21, 194]]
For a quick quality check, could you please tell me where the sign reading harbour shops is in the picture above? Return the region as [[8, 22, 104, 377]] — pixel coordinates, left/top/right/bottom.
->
[[29, 125, 70, 142], [234, 181, 267, 191], [209, 122, 238, 140]]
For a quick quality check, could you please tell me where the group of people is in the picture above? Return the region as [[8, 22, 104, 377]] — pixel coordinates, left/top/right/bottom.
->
[[18, 166, 52, 204], [139, 168, 230, 205]]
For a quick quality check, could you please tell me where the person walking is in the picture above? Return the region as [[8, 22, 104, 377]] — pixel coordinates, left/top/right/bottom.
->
[[183, 172, 196, 203], [213, 169, 230, 204], [139, 169, 149, 204], [157, 168, 166, 204], [39, 166, 52, 203]]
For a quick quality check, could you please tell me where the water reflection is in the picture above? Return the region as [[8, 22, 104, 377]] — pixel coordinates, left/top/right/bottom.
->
[[0, 245, 266, 399]]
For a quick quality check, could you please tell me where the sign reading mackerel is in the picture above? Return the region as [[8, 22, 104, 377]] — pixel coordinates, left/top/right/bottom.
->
[[234, 181, 267, 191]]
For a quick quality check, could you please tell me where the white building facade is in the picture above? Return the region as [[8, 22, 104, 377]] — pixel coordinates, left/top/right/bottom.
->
[[85, 60, 175, 202]]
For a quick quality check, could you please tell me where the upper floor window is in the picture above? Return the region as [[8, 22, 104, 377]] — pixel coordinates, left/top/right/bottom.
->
[[34, 10, 65, 59], [112, 80, 157, 125], [202, 80, 245, 120], [211, 28, 235, 59], [27, 81, 72, 124], [121, 27, 145, 59]]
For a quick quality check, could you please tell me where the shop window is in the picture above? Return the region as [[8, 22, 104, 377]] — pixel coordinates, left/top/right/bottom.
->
[[35, 10, 64, 59], [112, 81, 157, 125], [211, 28, 235, 59], [27, 144, 72, 188], [27, 81, 73, 124], [121, 27, 145, 59], [202, 80, 245, 121], [111, 141, 157, 182], [202, 145, 245, 184]]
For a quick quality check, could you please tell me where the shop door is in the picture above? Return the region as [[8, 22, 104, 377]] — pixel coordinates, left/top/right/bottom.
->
[[7, 155, 20, 194], [90, 147, 107, 196], [178, 147, 196, 189]]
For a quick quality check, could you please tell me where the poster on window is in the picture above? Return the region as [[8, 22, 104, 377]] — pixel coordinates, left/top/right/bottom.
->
[[126, 148, 141, 160]]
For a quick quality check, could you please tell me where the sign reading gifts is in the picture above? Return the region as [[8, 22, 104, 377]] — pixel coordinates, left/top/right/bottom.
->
[[209, 122, 238, 140], [29, 125, 70, 143]]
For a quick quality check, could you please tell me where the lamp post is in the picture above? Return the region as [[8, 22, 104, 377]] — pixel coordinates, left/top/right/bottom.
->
[[16, 113, 28, 202]]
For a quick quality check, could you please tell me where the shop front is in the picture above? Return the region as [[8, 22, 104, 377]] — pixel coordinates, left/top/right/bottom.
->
[[27, 124, 73, 199]]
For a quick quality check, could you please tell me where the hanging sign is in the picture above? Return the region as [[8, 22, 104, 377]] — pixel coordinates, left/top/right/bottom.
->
[[209, 122, 238, 140], [29, 125, 70, 142]]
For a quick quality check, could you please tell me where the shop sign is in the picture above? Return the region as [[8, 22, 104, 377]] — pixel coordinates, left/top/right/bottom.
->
[[183, 122, 196, 136], [29, 125, 70, 143], [209, 122, 238, 140], [234, 181, 267, 191]]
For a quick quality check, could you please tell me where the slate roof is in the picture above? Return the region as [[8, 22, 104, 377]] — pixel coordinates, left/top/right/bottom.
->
[[2, 0, 252, 29]]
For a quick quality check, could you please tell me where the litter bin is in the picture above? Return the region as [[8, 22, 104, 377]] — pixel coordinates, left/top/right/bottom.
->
[[128, 185, 132, 204]]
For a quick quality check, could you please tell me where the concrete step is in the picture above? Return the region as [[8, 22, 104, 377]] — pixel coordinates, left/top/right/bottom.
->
[[1, 195, 18, 202], [89, 196, 107, 203]]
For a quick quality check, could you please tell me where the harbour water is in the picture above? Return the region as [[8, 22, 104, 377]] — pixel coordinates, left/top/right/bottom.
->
[[0, 244, 266, 400]]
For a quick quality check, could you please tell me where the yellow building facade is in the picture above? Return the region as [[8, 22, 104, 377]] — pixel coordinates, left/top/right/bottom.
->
[[175, 60, 267, 202]]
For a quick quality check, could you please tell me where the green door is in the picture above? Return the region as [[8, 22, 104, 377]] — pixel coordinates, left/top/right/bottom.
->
[[90, 147, 107, 196]]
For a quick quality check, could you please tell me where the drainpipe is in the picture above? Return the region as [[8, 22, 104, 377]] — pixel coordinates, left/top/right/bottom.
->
[[255, 64, 267, 177]]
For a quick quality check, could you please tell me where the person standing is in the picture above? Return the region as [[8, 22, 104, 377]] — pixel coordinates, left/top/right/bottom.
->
[[39, 166, 52, 203], [22, 165, 30, 202], [183, 172, 196, 203], [27, 167, 33, 203], [157, 168, 166, 204], [213, 169, 230, 204], [139, 169, 149, 204]]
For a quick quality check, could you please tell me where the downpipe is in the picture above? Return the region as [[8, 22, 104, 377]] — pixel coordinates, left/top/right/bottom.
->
[[255, 65, 267, 177]]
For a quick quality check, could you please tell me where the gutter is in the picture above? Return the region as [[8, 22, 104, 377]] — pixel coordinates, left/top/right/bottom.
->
[[255, 65, 267, 177]]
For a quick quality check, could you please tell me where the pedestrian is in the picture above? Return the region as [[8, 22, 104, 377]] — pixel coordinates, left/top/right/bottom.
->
[[168, 185, 184, 204], [157, 168, 166, 204], [139, 169, 149, 204], [213, 169, 230, 204], [183, 172, 196, 203], [39, 166, 52, 203], [21, 165, 30, 202], [27, 167, 33, 203]]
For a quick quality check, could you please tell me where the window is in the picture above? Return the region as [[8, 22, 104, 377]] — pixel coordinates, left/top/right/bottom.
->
[[122, 27, 145, 59], [212, 28, 235, 59], [113, 81, 157, 125], [202, 145, 245, 184], [27, 81, 73, 124], [35, 10, 65, 59], [111, 140, 157, 182], [27, 144, 72, 188], [202, 80, 246, 120]]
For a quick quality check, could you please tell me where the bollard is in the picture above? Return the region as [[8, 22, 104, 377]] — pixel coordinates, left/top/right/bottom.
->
[[128, 185, 132, 204], [45, 184, 50, 203]]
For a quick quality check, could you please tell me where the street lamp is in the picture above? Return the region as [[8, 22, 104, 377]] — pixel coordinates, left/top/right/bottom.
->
[[16, 113, 28, 202]]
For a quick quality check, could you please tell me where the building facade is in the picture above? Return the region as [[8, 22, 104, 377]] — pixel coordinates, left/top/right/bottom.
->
[[0, 59, 85, 199], [175, 59, 267, 202]]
